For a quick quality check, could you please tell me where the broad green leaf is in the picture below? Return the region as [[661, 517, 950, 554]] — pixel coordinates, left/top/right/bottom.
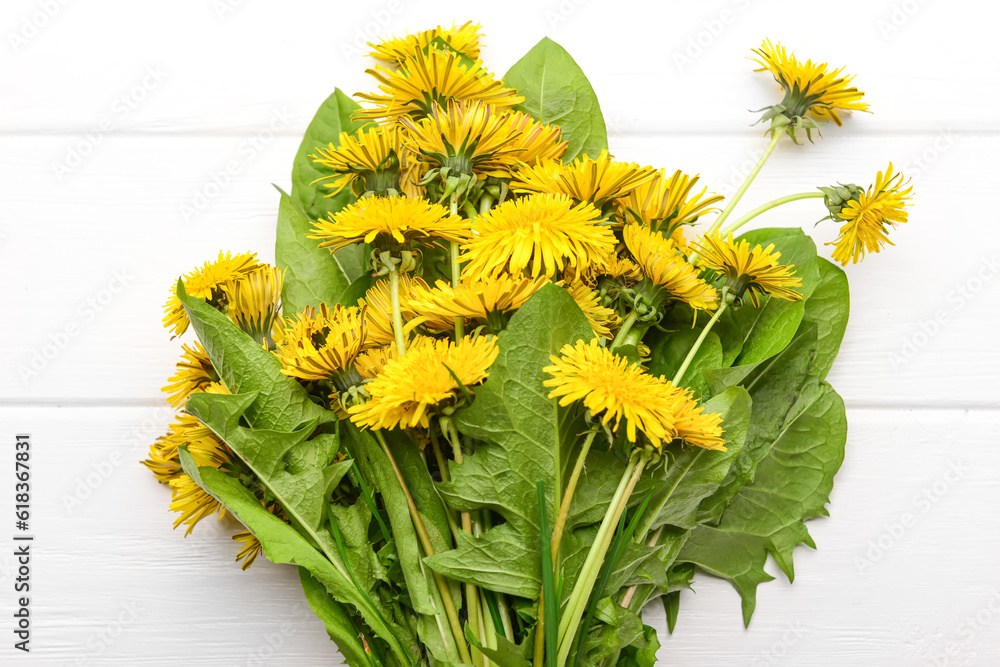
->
[[298, 567, 376, 667], [274, 188, 353, 316], [675, 526, 773, 626], [646, 329, 723, 400], [798, 258, 850, 380], [178, 447, 417, 663], [503, 37, 608, 162], [428, 284, 595, 598], [617, 624, 661, 667], [465, 626, 531, 667], [176, 280, 330, 431], [584, 600, 645, 665], [639, 387, 752, 534], [291, 88, 369, 220]]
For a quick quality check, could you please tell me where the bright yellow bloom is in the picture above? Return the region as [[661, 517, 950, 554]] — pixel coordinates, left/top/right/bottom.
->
[[461, 194, 615, 278], [226, 266, 284, 348], [368, 21, 483, 65], [501, 111, 567, 165], [624, 224, 719, 311], [828, 163, 912, 265], [621, 169, 723, 234], [310, 125, 404, 197], [562, 281, 619, 339], [400, 99, 524, 178], [752, 39, 869, 127], [233, 531, 263, 569], [309, 195, 471, 255], [512, 151, 658, 208], [349, 336, 499, 430], [408, 274, 550, 332], [163, 251, 262, 336], [672, 393, 726, 451], [544, 340, 684, 448], [696, 232, 803, 307], [162, 343, 219, 408], [274, 304, 368, 381], [359, 274, 429, 345], [355, 47, 523, 123]]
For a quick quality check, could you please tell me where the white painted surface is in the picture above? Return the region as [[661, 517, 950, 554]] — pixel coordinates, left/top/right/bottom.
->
[[1, 0, 998, 664]]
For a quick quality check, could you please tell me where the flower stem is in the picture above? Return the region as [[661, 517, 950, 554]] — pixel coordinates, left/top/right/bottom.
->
[[720, 191, 825, 236], [550, 429, 599, 560], [671, 296, 729, 386], [690, 131, 782, 263], [556, 454, 648, 667], [610, 312, 638, 351], [372, 430, 471, 664], [449, 201, 465, 340], [388, 267, 408, 356]]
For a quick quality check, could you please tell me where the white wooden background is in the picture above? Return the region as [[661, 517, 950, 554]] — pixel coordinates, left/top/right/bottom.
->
[[2, 0, 998, 664]]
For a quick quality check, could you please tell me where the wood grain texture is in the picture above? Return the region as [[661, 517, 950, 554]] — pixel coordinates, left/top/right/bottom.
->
[[2, 0, 998, 664]]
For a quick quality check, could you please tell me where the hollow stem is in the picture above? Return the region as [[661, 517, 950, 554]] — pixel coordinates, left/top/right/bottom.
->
[[721, 191, 825, 236], [551, 429, 599, 560], [610, 312, 638, 351], [388, 267, 408, 356], [450, 200, 465, 340], [671, 295, 729, 386]]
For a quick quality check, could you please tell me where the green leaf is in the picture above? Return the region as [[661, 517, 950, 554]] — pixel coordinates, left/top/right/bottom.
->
[[176, 280, 330, 431], [427, 284, 595, 598], [465, 625, 531, 667], [298, 567, 376, 667], [639, 386, 752, 534], [275, 188, 353, 316], [646, 329, 722, 400], [617, 624, 661, 667], [291, 89, 369, 221], [798, 258, 850, 381], [178, 447, 417, 663], [503, 38, 608, 162]]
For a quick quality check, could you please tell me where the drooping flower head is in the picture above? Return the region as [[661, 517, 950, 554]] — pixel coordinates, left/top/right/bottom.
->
[[309, 195, 470, 255], [461, 194, 615, 279], [162, 342, 218, 408], [623, 224, 719, 312], [273, 304, 368, 382], [163, 251, 262, 336], [310, 125, 405, 197], [400, 99, 525, 178], [408, 274, 550, 333], [823, 163, 913, 265], [621, 169, 724, 235], [349, 336, 499, 430], [751, 39, 870, 140], [226, 266, 284, 349], [512, 151, 658, 212], [544, 340, 726, 450], [355, 46, 523, 123], [695, 232, 803, 307], [368, 21, 483, 65]]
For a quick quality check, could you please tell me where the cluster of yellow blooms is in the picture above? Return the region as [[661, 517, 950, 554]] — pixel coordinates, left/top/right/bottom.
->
[[145, 23, 912, 566]]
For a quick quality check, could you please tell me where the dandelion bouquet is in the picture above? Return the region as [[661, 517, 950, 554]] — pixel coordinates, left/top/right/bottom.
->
[[146, 24, 911, 666]]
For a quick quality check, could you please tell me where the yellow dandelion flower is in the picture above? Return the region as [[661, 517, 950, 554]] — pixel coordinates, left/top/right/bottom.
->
[[696, 232, 803, 307], [401, 99, 525, 178], [621, 169, 724, 234], [512, 151, 658, 209], [672, 393, 726, 451], [309, 195, 471, 255], [162, 342, 218, 408], [543, 340, 685, 448], [310, 125, 405, 197], [169, 474, 226, 536], [359, 274, 429, 346], [408, 274, 550, 332], [827, 163, 912, 265], [226, 266, 284, 348], [572, 254, 644, 288], [274, 304, 368, 381], [355, 47, 523, 123], [368, 21, 483, 65], [349, 336, 499, 430], [752, 39, 869, 132], [623, 224, 719, 312], [500, 111, 567, 165], [461, 194, 615, 279], [561, 281, 619, 339], [233, 531, 263, 569], [162, 251, 262, 336]]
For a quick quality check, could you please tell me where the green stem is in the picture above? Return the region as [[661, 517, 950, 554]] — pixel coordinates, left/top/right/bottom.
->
[[450, 201, 465, 340], [556, 455, 648, 667], [388, 267, 408, 356], [720, 191, 824, 236], [671, 297, 729, 386], [550, 429, 598, 561], [372, 431, 471, 665], [610, 312, 638, 351], [690, 131, 782, 263]]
